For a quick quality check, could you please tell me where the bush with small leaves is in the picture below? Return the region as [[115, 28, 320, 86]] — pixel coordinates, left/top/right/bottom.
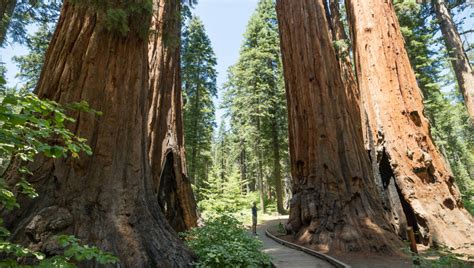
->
[[182, 214, 271, 267]]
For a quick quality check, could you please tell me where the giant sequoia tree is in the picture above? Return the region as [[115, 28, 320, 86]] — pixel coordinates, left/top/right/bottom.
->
[[395, 0, 474, 193], [147, 0, 198, 233], [275, 0, 402, 253], [4, 0, 196, 266], [346, 0, 474, 250]]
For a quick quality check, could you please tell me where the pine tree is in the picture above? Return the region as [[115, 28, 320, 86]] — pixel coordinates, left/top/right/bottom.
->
[[181, 16, 217, 198], [222, 0, 288, 214]]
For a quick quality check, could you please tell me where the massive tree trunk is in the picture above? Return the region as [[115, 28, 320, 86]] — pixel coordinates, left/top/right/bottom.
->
[[147, 0, 198, 233], [324, 0, 408, 240], [0, 0, 16, 45], [346, 0, 474, 250], [276, 0, 402, 254], [433, 0, 474, 120], [4, 1, 195, 266]]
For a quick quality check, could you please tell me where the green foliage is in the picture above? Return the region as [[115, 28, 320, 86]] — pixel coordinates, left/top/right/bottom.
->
[[105, 9, 129, 37], [0, 64, 6, 90], [332, 39, 350, 58], [0, 0, 60, 46], [221, 0, 289, 211], [182, 214, 271, 267], [463, 188, 474, 215], [198, 122, 264, 225], [0, 90, 115, 267], [276, 222, 285, 235], [0, 235, 118, 267], [0, 91, 94, 170], [182, 16, 217, 198], [70, 0, 153, 38]]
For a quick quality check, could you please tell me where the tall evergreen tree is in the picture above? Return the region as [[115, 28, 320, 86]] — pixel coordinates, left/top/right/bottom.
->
[[181, 16, 217, 198], [223, 0, 288, 214]]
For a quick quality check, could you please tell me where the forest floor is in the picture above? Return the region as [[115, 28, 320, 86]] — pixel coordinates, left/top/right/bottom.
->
[[261, 215, 413, 268]]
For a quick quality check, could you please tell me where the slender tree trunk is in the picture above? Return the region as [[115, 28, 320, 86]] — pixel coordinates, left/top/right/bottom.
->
[[239, 140, 249, 193], [346, 0, 474, 250], [220, 136, 225, 182], [433, 0, 474, 120], [147, 0, 198, 233], [0, 0, 16, 45], [271, 112, 284, 214], [189, 80, 200, 186], [257, 116, 266, 213], [4, 1, 195, 266], [276, 0, 402, 254], [258, 162, 265, 213]]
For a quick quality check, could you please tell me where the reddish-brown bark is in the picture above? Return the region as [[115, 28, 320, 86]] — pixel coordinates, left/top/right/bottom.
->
[[147, 0, 198, 233], [346, 0, 474, 250], [276, 0, 402, 254], [3, 1, 195, 266], [323, 1, 409, 240]]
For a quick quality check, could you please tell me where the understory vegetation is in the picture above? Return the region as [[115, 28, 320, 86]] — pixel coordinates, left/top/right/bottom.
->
[[182, 214, 271, 267]]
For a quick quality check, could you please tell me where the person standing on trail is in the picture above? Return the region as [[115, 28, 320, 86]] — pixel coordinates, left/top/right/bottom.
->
[[252, 202, 257, 235]]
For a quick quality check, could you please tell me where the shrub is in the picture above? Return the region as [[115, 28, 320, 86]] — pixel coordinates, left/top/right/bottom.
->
[[182, 214, 271, 267]]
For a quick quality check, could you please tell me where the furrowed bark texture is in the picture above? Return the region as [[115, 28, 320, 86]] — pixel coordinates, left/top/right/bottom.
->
[[323, 0, 408, 240], [276, 0, 402, 254], [4, 1, 195, 266], [346, 0, 474, 250], [147, 0, 198, 233], [433, 0, 474, 120]]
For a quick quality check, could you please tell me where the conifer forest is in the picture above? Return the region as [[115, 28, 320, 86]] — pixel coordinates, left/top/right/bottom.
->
[[0, 0, 473, 267]]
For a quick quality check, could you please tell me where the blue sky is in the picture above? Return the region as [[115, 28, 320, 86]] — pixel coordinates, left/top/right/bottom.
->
[[192, 0, 259, 126]]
